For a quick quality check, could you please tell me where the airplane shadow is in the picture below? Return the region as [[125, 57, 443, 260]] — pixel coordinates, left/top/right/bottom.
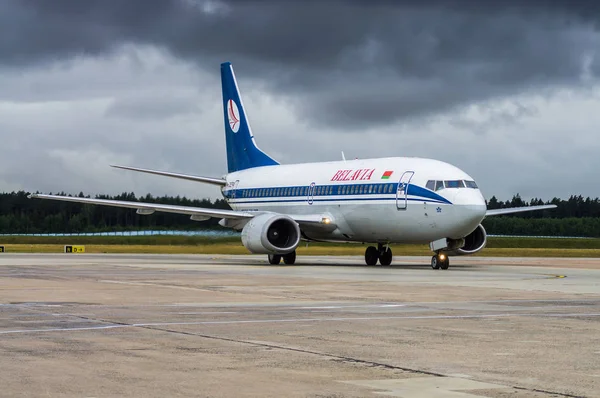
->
[[237, 261, 480, 271]]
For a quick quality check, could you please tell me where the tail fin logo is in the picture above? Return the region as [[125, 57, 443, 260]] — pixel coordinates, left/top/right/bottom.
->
[[227, 99, 240, 133]]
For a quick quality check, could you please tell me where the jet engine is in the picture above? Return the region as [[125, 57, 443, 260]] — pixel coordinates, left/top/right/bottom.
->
[[241, 213, 301, 254], [442, 224, 487, 256]]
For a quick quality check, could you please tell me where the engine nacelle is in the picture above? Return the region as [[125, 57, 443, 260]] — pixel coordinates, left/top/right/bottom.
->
[[442, 224, 487, 256], [241, 213, 301, 254]]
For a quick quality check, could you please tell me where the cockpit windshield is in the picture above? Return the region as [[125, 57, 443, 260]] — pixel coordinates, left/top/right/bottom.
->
[[426, 180, 478, 191]]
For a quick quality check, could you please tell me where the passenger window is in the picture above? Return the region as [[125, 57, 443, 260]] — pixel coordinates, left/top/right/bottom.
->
[[426, 180, 435, 190], [368, 185, 373, 194], [435, 181, 444, 191]]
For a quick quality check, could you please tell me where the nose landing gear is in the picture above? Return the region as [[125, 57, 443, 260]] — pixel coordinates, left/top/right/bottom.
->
[[431, 253, 450, 270]]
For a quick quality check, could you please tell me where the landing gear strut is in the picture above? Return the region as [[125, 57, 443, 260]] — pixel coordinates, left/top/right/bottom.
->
[[431, 253, 450, 270], [364, 243, 393, 266], [268, 251, 296, 265]]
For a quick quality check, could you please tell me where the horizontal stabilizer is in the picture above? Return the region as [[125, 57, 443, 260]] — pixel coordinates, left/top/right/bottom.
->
[[111, 165, 226, 186], [486, 204, 557, 217]]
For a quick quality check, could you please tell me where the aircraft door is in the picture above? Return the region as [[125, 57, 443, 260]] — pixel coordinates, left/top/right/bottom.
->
[[307, 182, 316, 205], [395, 171, 414, 210], [231, 180, 239, 199]]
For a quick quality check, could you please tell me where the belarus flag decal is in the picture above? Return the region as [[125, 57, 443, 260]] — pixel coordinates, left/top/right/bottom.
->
[[381, 170, 393, 179]]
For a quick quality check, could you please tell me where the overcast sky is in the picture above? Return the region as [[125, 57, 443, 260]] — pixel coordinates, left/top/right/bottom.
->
[[1, 0, 599, 201]]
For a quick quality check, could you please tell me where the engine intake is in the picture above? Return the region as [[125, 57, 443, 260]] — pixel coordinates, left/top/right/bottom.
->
[[241, 213, 301, 254], [443, 224, 487, 256]]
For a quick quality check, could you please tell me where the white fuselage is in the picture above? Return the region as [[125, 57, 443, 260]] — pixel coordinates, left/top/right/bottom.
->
[[222, 157, 487, 244]]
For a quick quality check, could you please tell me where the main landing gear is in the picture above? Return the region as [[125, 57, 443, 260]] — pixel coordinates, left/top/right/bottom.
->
[[268, 250, 296, 265], [365, 243, 393, 266], [431, 253, 450, 270]]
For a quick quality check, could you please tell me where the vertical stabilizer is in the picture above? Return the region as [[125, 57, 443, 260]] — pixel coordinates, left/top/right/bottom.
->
[[221, 62, 279, 173]]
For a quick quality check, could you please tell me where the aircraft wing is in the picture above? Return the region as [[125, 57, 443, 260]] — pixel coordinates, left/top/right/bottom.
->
[[486, 204, 557, 216], [28, 194, 338, 230], [110, 165, 227, 186], [29, 194, 252, 220]]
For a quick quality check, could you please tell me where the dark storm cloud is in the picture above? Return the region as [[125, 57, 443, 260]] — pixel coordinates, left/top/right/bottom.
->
[[2, 0, 599, 128]]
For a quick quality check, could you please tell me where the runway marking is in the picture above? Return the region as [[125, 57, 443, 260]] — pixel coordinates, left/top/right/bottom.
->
[[99, 280, 215, 292], [2, 312, 600, 335], [5, 298, 597, 309], [177, 312, 237, 315], [299, 304, 406, 309], [345, 377, 508, 398]]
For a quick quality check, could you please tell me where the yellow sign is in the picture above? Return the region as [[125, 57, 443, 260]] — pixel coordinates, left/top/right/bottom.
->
[[0, 246, 4, 253], [64, 245, 85, 253]]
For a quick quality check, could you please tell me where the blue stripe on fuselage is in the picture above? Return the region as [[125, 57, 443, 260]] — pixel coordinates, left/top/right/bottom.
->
[[223, 183, 452, 205]]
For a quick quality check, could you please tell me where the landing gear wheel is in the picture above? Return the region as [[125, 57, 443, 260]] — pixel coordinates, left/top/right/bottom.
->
[[431, 255, 440, 270], [268, 254, 281, 265], [365, 246, 379, 266], [440, 256, 450, 270], [282, 251, 296, 265], [379, 247, 393, 266]]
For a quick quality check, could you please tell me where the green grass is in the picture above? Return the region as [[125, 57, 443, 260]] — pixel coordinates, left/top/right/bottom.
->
[[0, 235, 240, 246], [1, 235, 600, 257]]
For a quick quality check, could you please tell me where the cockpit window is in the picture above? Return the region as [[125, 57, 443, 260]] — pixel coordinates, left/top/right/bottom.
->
[[428, 179, 478, 190], [444, 180, 465, 188]]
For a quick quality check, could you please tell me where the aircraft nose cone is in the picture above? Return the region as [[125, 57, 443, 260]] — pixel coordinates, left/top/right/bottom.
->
[[452, 189, 487, 236]]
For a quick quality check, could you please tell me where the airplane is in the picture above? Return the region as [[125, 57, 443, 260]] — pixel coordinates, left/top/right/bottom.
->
[[30, 62, 556, 269]]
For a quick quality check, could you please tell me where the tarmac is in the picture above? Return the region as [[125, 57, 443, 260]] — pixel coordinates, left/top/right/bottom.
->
[[1, 253, 599, 397]]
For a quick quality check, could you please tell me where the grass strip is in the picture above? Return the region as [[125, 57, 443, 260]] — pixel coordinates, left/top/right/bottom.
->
[[2, 243, 600, 257]]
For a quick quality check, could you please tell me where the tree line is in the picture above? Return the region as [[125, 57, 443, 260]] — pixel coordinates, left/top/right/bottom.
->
[[1, 191, 600, 237]]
